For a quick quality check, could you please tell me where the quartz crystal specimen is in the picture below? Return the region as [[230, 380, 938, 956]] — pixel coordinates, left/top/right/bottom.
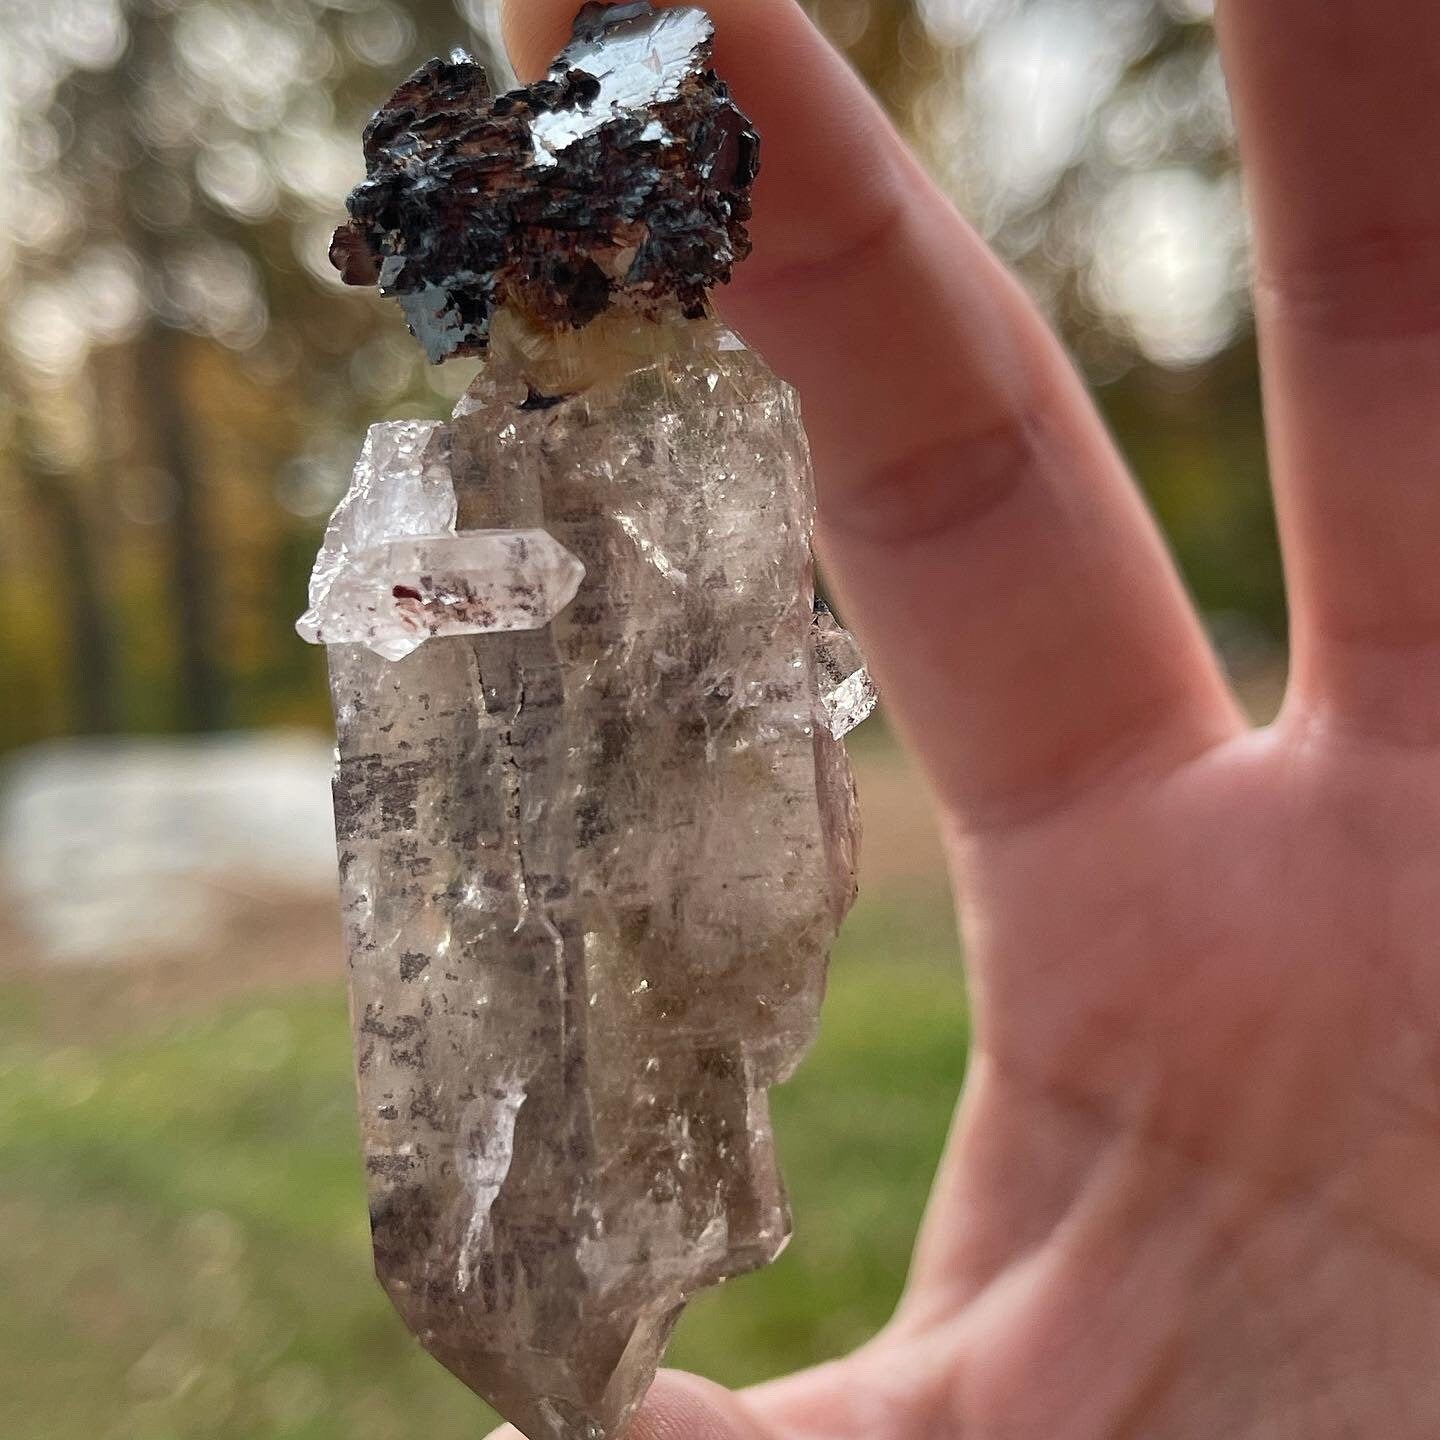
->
[[301, 6, 874, 1438]]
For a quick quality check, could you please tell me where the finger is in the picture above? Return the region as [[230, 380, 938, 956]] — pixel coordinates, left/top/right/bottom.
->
[[1217, 0, 1440, 741], [504, 1, 1240, 826], [483, 1371, 776, 1440]]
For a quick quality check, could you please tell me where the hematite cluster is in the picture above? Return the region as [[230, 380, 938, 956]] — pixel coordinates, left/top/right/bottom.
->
[[330, 0, 760, 361]]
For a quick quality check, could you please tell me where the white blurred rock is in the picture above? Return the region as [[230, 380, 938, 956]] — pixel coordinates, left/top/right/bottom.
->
[[0, 732, 337, 966]]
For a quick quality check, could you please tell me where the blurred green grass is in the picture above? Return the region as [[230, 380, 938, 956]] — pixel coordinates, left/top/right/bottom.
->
[[0, 889, 964, 1440]]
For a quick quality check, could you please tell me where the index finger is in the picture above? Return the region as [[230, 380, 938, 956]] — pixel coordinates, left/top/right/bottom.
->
[[503, 0, 1239, 827]]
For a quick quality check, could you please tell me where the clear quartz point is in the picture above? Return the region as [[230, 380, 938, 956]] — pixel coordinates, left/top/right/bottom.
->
[[812, 606, 878, 740], [296, 420, 585, 661], [313, 321, 863, 1440], [299, 530, 585, 661]]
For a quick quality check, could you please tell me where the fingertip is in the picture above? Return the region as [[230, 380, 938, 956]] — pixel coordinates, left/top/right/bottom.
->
[[638, 1370, 771, 1439], [479, 1371, 766, 1440], [499, 0, 568, 82], [499, 1, 817, 91]]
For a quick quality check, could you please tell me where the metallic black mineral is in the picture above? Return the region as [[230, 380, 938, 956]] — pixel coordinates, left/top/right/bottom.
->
[[330, 1, 761, 362]]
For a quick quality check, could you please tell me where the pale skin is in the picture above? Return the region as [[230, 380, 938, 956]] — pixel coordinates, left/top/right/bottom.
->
[[490, 1, 1440, 1435]]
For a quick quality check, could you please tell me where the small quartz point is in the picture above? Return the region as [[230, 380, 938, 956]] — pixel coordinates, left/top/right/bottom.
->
[[300, 527, 585, 661], [813, 604, 878, 740], [304, 5, 873, 1438], [297, 422, 585, 661]]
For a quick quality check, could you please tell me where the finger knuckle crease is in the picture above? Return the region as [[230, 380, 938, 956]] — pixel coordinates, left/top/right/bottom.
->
[[1256, 223, 1440, 341], [820, 411, 1039, 551]]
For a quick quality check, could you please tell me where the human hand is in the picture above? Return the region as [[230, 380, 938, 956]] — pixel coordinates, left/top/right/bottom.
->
[[492, 1, 1440, 1435]]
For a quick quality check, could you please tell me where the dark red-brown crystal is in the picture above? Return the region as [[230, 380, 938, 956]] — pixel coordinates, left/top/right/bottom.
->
[[330, 1, 760, 362]]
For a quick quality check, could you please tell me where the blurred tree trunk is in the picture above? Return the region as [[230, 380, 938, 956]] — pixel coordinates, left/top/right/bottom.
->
[[133, 315, 226, 732], [13, 416, 118, 735], [121, 7, 227, 733]]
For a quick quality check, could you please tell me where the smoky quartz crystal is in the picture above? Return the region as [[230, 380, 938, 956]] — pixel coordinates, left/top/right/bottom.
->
[[300, 5, 874, 1437]]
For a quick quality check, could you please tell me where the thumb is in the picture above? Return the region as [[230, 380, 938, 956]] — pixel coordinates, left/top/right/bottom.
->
[[484, 1371, 777, 1440]]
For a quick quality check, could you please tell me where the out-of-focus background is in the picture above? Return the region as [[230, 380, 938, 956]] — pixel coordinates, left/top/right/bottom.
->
[[0, 2, 1283, 1436]]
